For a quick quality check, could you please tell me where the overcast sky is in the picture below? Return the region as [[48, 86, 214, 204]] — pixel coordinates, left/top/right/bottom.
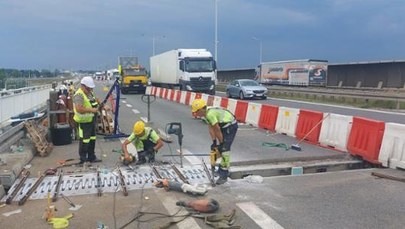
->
[[1, 0, 405, 71]]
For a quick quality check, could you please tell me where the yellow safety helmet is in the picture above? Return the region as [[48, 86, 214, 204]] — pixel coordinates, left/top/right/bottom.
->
[[191, 99, 207, 113], [133, 121, 145, 135]]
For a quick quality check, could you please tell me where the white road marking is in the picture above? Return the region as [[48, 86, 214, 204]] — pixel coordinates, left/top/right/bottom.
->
[[122, 100, 127, 104], [154, 189, 201, 229], [237, 202, 284, 229], [126, 104, 132, 108], [132, 109, 140, 114], [140, 117, 148, 123]]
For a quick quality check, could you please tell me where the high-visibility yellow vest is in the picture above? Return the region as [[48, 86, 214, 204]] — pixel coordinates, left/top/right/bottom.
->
[[73, 88, 97, 123]]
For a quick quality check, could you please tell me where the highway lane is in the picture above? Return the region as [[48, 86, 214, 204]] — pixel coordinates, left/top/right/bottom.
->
[[97, 84, 345, 166], [217, 91, 405, 124]]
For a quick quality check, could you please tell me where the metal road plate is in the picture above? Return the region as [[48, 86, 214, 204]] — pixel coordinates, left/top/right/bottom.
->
[[1, 164, 210, 202]]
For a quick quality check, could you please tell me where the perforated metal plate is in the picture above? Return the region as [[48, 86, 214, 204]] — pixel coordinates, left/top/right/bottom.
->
[[2, 164, 210, 202]]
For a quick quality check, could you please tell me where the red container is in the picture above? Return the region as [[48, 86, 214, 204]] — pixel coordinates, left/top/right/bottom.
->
[[347, 117, 385, 164], [234, 101, 248, 123], [295, 110, 324, 144], [220, 98, 228, 109], [258, 104, 279, 131]]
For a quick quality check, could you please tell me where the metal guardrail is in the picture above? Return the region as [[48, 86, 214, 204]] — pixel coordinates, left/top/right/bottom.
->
[[217, 83, 405, 109]]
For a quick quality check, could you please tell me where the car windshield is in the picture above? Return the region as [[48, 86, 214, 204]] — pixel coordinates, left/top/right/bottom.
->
[[240, 80, 259, 86]]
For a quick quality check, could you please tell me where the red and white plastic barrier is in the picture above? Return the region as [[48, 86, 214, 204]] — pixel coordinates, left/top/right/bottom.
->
[[319, 114, 352, 152], [379, 122, 405, 169], [245, 102, 262, 126], [147, 86, 404, 169], [275, 107, 300, 137]]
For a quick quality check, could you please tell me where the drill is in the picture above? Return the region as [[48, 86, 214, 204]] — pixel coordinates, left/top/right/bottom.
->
[[210, 147, 221, 176]]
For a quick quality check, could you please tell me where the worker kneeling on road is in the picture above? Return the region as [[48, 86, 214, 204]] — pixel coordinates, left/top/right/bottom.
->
[[121, 121, 163, 165], [191, 99, 238, 185]]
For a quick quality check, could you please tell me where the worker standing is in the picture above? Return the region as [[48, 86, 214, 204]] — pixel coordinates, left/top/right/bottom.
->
[[191, 99, 238, 185], [73, 76, 102, 164], [121, 121, 163, 165]]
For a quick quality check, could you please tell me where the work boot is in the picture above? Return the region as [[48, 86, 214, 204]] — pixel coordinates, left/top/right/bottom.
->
[[135, 156, 146, 165], [215, 168, 229, 185]]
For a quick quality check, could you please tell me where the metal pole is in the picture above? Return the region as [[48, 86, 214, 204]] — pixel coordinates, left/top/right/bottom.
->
[[214, 0, 218, 63], [152, 35, 155, 56], [259, 39, 263, 63], [147, 95, 151, 122]]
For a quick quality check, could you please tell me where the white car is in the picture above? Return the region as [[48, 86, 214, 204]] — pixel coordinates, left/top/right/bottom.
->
[[226, 79, 268, 100]]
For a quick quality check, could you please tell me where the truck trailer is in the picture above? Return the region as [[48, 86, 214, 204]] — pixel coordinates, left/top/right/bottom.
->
[[150, 49, 216, 94], [118, 57, 148, 94], [256, 59, 328, 86]]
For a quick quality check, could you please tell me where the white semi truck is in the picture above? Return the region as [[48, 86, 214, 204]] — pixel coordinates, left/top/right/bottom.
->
[[256, 59, 328, 86], [150, 49, 216, 94]]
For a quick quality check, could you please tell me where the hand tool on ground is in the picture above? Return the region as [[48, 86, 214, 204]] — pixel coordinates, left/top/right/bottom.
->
[[60, 193, 82, 211], [18, 172, 46, 205], [291, 113, 330, 151], [176, 198, 219, 213], [151, 165, 163, 180], [45, 168, 58, 176], [43, 192, 56, 221], [202, 158, 216, 187], [116, 166, 128, 196], [47, 213, 73, 229], [6, 170, 30, 204], [154, 179, 207, 196], [96, 168, 102, 196], [171, 162, 189, 184], [56, 158, 75, 166], [52, 169, 63, 202], [194, 209, 240, 229]]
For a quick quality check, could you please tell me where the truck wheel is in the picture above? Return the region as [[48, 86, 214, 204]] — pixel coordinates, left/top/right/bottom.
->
[[226, 90, 231, 98], [239, 91, 245, 100]]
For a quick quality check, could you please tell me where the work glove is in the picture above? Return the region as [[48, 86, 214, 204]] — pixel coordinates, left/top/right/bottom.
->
[[210, 140, 218, 150]]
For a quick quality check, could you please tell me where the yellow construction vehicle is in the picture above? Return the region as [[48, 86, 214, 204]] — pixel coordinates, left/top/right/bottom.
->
[[118, 57, 148, 94]]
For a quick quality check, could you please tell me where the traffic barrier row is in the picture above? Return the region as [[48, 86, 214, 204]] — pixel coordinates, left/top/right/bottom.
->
[[146, 86, 405, 169]]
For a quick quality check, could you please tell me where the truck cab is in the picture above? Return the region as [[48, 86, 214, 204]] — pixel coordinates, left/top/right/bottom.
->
[[118, 57, 148, 94], [179, 55, 216, 94]]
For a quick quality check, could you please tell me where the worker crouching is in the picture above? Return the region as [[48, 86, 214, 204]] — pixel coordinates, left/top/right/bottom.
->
[[121, 121, 163, 165]]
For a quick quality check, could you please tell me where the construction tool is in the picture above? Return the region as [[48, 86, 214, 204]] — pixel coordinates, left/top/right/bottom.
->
[[171, 162, 189, 184], [43, 192, 56, 221], [47, 213, 74, 229], [56, 158, 75, 166], [210, 148, 221, 177], [176, 198, 219, 213], [6, 170, 30, 204], [96, 168, 102, 196], [154, 178, 207, 196], [116, 166, 128, 196], [52, 169, 63, 202], [202, 158, 216, 187], [291, 113, 330, 151], [59, 193, 82, 211], [151, 165, 163, 180], [18, 172, 46, 205]]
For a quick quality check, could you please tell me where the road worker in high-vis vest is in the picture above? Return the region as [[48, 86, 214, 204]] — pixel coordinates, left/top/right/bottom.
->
[[191, 99, 238, 185], [73, 76, 102, 164]]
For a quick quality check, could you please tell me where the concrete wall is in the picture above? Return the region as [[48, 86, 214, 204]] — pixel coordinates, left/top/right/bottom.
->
[[328, 62, 405, 88], [217, 69, 255, 83]]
